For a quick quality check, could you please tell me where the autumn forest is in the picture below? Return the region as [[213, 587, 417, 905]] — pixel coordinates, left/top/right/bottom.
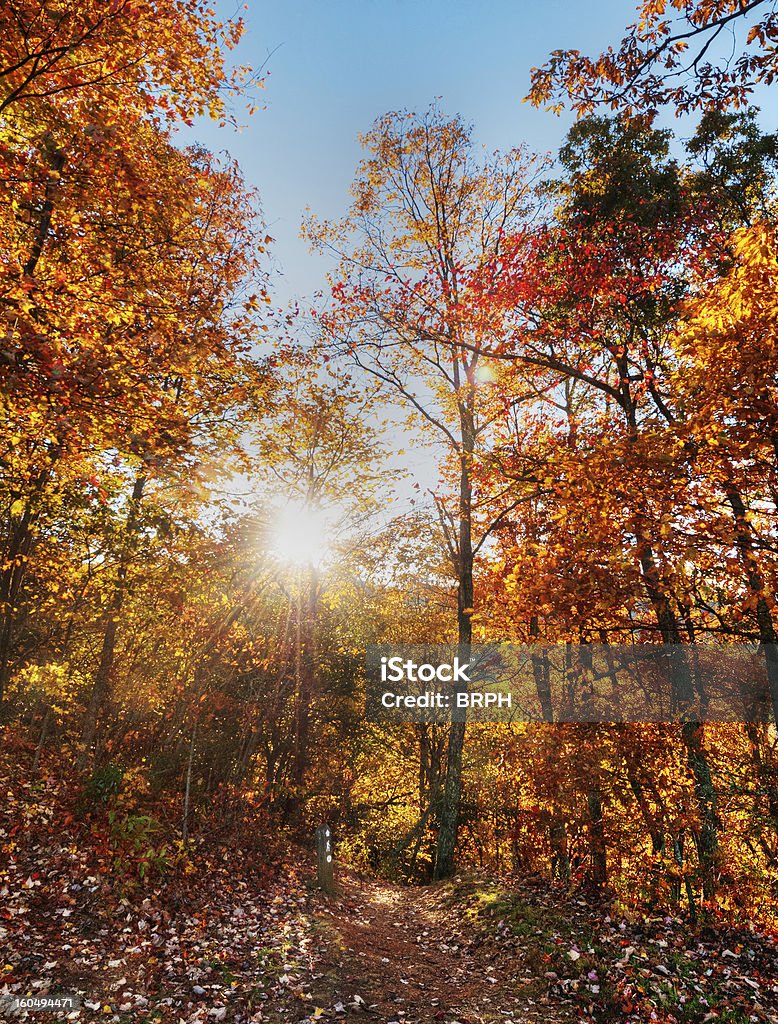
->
[[2, 2, 778, 1022]]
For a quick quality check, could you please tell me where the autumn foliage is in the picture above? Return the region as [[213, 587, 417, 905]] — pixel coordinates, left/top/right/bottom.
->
[[0, 7, 777, 1008]]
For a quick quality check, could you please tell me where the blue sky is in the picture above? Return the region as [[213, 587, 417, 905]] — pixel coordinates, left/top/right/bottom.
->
[[181, 1, 648, 509], [183, 0, 650, 304], [182, 2, 776, 511]]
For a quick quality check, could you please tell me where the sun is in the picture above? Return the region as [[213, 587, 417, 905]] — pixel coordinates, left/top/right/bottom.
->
[[474, 362, 498, 384], [269, 499, 333, 567]]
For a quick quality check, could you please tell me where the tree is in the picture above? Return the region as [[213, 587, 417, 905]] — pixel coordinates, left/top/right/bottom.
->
[[0, 2, 273, 760], [528, 0, 778, 117], [0, 0, 252, 121], [672, 221, 778, 725], [469, 115, 730, 900], [0, 0, 269, 711], [252, 364, 390, 797], [306, 106, 545, 877], [0, 134, 269, 718]]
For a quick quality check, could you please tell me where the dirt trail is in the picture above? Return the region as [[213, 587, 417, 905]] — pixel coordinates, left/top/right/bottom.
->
[[309, 874, 572, 1024]]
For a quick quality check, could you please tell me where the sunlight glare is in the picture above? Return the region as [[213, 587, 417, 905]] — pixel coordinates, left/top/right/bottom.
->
[[474, 362, 498, 384], [269, 500, 333, 567]]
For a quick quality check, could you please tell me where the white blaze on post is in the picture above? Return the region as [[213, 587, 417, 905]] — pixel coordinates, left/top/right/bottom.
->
[[316, 824, 334, 892]]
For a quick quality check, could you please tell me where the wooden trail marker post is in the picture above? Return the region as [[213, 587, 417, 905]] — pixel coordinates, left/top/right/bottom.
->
[[316, 824, 334, 892]]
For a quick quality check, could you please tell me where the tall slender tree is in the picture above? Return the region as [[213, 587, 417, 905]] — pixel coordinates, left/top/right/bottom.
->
[[307, 106, 545, 877]]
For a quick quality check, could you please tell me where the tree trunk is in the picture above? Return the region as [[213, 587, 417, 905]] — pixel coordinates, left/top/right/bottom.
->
[[32, 707, 51, 772], [0, 146, 67, 700], [530, 616, 553, 721], [291, 563, 318, 789], [637, 532, 719, 899], [182, 718, 197, 846], [0, 465, 54, 701], [627, 760, 666, 904], [684, 721, 719, 901], [81, 472, 146, 762], [724, 480, 778, 725], [587, 785, 607, 889], [0, 514, 34, 702], [550, 817, 570, 881], [673, 832, 698, 923], [434, 403, 475, 880]]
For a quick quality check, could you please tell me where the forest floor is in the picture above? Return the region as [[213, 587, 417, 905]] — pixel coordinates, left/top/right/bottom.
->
[[3, 841, 778, 1024], [306, 872, 778, 1024], [306, 872, 574, 1024], [2, 742, 778, 1023]]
